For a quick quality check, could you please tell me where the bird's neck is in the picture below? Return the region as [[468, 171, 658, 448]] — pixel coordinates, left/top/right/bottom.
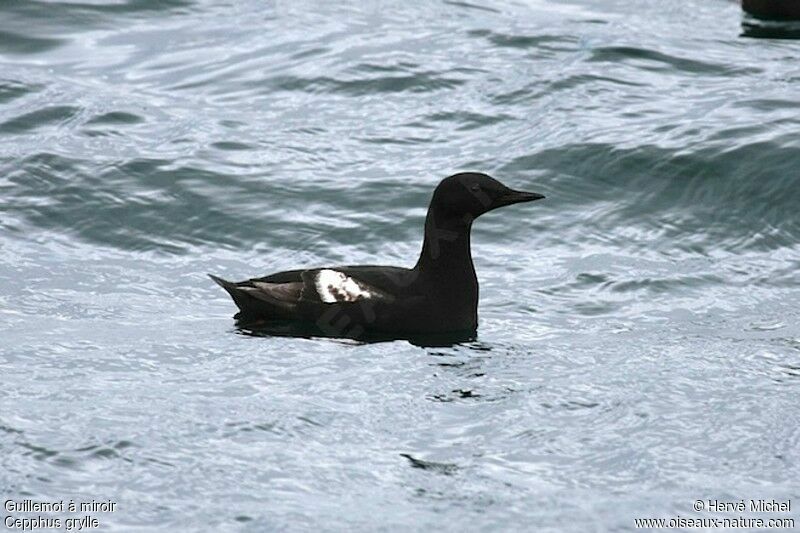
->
[[414, 207, 476, 280]]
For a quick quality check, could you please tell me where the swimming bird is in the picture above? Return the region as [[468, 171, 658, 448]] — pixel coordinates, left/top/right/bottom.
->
[[210, 172, 544, 338], [742, 0, 800, 19]]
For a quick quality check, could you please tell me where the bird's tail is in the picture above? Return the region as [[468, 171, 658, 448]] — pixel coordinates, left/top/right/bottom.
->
[[208, 273, 238, 293], [208, 273, 293, 322], [208, 273, 258, 317]]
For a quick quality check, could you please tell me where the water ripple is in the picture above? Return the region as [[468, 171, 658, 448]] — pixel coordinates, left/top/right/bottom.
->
[[0, 30, 65, 55], [265, 72, 467, 96], [588, 45, 759, 76], [0, 106, 81, 135], [0, 79, 42, 104]]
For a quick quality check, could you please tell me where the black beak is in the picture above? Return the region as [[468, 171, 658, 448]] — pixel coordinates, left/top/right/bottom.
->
[[496, 189, 546, 207]]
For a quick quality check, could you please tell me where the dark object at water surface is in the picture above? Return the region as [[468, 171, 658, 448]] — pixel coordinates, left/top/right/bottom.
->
[[210, 172, 545, 338], [742, 0, 800, 20]]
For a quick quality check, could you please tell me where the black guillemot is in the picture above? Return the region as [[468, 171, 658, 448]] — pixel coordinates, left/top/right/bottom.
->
[[210, 172, 545, 338]]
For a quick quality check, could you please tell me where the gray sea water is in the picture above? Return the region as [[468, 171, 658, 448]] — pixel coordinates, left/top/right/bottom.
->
[[1, 0, 799, 531]]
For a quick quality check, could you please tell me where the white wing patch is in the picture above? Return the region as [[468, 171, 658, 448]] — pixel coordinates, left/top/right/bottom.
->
[[314, 269, 374, 303]]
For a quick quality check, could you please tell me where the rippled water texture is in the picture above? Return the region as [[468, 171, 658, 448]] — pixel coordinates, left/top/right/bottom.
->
[[1, 0, 799, 531]]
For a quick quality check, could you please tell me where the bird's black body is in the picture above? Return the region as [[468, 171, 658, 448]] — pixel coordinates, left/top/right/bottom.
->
[[210, 172, 544, 339]]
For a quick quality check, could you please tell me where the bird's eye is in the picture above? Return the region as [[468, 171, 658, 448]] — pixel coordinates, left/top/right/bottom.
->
[[470, 184, 480, 192]]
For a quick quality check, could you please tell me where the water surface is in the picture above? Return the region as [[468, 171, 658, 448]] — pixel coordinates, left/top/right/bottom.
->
[[1, 0, 799, 531]]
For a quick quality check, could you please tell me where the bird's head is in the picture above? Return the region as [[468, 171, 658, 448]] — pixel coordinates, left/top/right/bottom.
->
[[430, 172, 545, 222]]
